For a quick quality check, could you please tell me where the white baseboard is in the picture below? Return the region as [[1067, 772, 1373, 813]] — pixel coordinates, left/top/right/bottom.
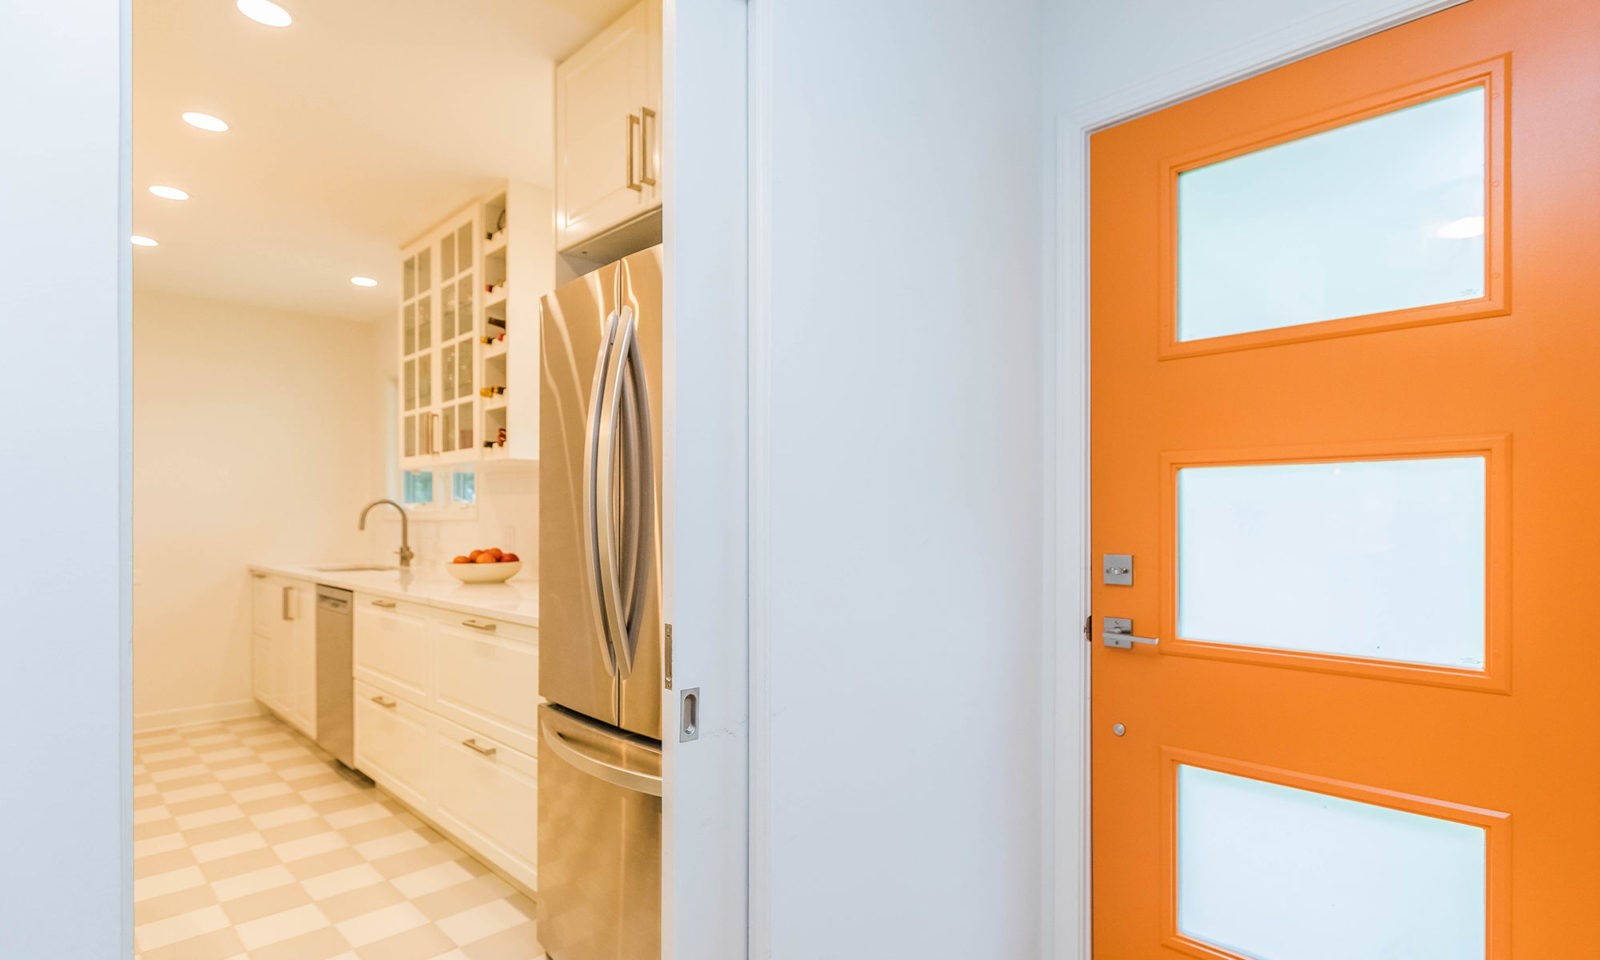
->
[[133, 699, 264, 733]]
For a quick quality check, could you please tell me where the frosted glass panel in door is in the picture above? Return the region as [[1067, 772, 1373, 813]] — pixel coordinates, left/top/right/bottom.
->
[[441, 282, 456, 340], [457, 275, 474, 338], [1178, 764, 1485, 960], [1177, 457, 1485, 668], [456, 223, 473, 272], [1178, 86, 1486, 341]]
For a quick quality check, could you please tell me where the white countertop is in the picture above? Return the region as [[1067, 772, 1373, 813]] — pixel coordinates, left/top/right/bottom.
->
[[250, 562, 538, 627]]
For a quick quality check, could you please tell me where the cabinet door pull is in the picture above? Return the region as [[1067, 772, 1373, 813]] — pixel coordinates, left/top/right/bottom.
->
[[281, 585, 294, 621], [371, 599, 397, 609], [626, 113, 643, 192], [463, 738, 498, 757], [639, 106, 657, 187], [252, 572, 266, 579], [461, 619, 498, 632], [370, 695, 397, 708]]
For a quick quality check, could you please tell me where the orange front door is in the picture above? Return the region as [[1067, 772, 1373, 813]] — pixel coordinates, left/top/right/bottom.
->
[[1090, 1, 1600, 955]]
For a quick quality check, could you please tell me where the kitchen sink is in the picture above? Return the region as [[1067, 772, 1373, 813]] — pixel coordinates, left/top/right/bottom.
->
[[312, 564, 399, 573]]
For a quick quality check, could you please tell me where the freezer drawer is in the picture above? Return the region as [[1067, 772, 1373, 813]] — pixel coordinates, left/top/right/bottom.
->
[[537, 704, 661, 960]]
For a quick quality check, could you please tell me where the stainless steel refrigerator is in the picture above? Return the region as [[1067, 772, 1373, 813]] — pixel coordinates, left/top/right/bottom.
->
[[537, 245, 663, 960]]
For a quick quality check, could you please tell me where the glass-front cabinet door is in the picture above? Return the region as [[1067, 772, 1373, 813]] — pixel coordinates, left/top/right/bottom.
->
[[436, 217, 476, 455], [400, 247, 433, 467], [398, 209, 477, 470]]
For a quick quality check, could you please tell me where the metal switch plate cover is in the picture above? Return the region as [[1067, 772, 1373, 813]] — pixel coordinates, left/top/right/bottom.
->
[[1103, 553, 1134, 586]]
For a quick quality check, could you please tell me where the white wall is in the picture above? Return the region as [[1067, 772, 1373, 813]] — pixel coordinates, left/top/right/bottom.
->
[[754, 3, 1045, 956], [0, 0, 130, 955], [132, 290, 377, 730], [1038, 1, 1466, 956]]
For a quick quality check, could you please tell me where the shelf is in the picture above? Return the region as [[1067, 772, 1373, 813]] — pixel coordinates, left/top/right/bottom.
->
[[483, 236, 508, 258]]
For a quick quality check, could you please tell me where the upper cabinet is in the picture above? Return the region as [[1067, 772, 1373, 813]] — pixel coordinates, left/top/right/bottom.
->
[[555, 0, 663, 258], [400, 182, 553, 471]]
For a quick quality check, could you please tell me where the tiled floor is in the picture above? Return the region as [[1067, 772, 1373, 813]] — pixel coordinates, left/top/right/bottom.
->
[[134, 714, 544, 959]]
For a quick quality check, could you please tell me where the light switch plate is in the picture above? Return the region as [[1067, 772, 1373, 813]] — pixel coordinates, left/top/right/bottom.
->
[[1103, 553, 1134, 586]]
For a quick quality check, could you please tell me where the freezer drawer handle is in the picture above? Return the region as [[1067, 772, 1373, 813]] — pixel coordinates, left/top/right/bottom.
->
[[461, 619, 497, 632], [541, 717, 664, 798], [370, 695, 397, 708], [462, 738, 498, 757]]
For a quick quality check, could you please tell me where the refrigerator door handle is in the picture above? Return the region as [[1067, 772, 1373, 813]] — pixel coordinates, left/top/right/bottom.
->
[[596, 305, 638, 678], [583, 309, 622, 677], [618, 322, 656, 675], [541, 712, 664, 797]]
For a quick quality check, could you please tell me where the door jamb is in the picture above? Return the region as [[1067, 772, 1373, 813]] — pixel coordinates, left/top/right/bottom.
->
[[1045, 2, 1469, 957]]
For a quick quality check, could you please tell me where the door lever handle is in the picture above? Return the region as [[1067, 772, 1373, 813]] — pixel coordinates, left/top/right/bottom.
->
[[1103, 617, 1159, 650]]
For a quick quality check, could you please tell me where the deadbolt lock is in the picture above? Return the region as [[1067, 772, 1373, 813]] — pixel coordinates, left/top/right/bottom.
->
[[1103, 553, 1134, 586]]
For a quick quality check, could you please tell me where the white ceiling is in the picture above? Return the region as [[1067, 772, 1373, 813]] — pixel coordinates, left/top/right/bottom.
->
[[133, 0, 633, 320]]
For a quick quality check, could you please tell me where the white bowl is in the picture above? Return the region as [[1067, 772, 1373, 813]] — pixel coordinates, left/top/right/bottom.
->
[[445, 560, 521, 584]]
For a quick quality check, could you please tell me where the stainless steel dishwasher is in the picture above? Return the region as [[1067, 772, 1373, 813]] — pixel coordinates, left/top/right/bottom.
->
[[314, 585, 355, 768]]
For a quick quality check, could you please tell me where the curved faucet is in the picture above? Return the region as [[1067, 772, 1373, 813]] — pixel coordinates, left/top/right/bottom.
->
[[359, 499, 414, 568]]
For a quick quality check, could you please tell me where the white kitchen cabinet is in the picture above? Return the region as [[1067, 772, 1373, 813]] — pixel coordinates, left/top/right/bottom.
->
[[353, 596, 432, 705], [399, 182, 554, 472], [349, 593, 541, 891], [250, 573, 316, 739], [400, 209, 474, 468], [555, 0, 662, 256], [431, 713, 539, 891], [432, 613, 541, 759], [354, 679, 434, 816]]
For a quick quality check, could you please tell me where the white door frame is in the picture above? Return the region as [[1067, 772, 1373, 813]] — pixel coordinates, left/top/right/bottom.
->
[[1044, 1, 1469, 956], [662, 2, 752, 958], [2, 0, 132, 956]]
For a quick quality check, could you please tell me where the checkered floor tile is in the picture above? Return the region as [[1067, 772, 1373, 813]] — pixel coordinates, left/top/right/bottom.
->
[[134, 713, 544, 959]]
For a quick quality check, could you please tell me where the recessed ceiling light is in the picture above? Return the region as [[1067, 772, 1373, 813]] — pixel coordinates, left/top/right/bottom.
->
[[131, 235, 159, 247], [351, 276, 378, 288], [148, 185, 190, 201], [182, 111, 229, 133], [1436, 215, 1485, 240], [237, 0, 292, 27]]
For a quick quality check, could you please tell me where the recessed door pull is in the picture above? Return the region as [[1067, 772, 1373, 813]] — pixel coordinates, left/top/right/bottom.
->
[[1103, 617, 1159, 650]]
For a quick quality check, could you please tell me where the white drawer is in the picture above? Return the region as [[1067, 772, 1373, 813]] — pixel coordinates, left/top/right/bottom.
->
[[353, 595, 432, 705], [432, 612, 541, 758], [250, 573, 280, 638], [430, 713, 538, 891], [354, 679, 434, 816]]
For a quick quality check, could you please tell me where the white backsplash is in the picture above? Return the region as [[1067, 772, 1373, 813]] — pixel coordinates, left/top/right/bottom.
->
[[361, 461, 539, 579]]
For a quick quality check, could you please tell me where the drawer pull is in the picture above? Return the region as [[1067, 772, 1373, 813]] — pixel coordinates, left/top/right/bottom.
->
[[461, 619, 498, 632], [462, 738, 498, 757], [370, 695, 397, 708], [370, 599, 397, 609]]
